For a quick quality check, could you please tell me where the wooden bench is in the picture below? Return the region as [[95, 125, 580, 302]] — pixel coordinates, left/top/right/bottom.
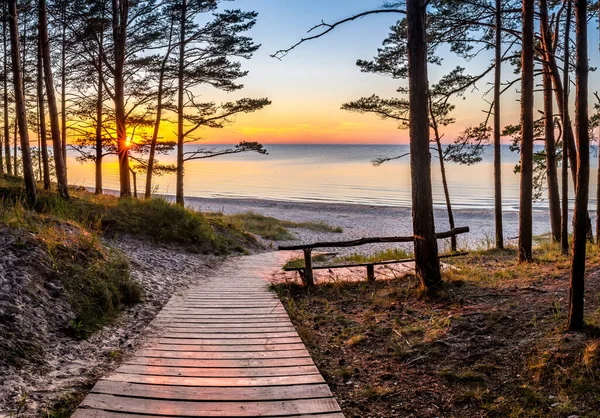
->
[[278, 227, 469, 286]]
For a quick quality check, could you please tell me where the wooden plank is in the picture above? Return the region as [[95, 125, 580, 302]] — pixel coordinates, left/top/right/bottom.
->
[[90, 381, 335, 401], [159, 308, 287, 314], [135, 349, 311, 360], [149, 343, 306, 352], [157, 337, 303, 345], [278, 226, 470, 250], [153, 318, 292, 324], [116, 364, 320, 377], [104, 373, 325, 387], [156, 313, 288, 318], [81, 394, 340, 417], [162, 332, 299, 339], [160, 326, 297, 333], [73, 411, 346, 418], [155, 316, 290, 321], [123, 357, 315, 368], [285, 251, 469, 271], [172, 302, 281, 307]]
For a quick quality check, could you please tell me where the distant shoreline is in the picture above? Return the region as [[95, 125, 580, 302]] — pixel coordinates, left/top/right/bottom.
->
[[88, 187, 558, 249]]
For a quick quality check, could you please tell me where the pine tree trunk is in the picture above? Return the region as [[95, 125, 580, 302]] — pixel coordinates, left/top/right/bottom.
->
[[567, 0, 589, 332], [39, 0, 69, 199], [406, 0, 441, 289], [13, 118, 17, 175], [494, 0, 503, 249], [37, 29, 50, 190], [60, 4, 67, 178], [145, 19, 174, 199], [95, 23, 104, 195], [429, 96, 456, 252], [562, 0, 571, 254], [8, 0, 36, 202], [518, 0, 535, 263], [539, 0, 561, 243], [543, 67, 561, 242], [112, 0, 131, 198], [436, 139, 456, 252], [176, 0, 187, 206], [3, 2, 11, 176]]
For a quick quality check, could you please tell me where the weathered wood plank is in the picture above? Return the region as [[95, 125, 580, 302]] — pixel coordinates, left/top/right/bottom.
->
[[160, 327, 297, 333], [116, 364, 320, 377], [123, 357, 315, 368], [135, 349, 311, 360], [159, 308, 287, 314], [157, 337, 303, 345], [162, 332, 299, 339], [278, 226, 470, 250], [81, 394, 341, 417], [73, 411, 346, 418], [153, 318, 292, 324], [104, 373, 325, 387], [145, 343, 307, 352], [91, 381, 335, 401]]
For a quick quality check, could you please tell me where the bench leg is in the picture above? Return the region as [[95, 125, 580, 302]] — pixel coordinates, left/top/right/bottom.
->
[[303, 248, 315, 287], [367, 264, 375, 282]]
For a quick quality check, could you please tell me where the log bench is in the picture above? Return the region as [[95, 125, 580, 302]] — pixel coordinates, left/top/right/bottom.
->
[[278, 227, 469, 286]]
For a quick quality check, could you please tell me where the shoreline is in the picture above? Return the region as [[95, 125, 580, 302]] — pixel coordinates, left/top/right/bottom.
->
[[88, 187, 559, 249]]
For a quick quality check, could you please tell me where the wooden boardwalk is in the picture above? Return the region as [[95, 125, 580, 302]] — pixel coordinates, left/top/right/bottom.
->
[[73, 253, 343, 418]]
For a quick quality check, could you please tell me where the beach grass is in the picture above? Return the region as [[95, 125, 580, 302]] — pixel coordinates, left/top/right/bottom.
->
[[210, 211, 343, 240], [0, 175, 257, 254]]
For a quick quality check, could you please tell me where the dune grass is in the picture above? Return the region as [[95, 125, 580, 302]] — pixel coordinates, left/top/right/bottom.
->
[[0, 175, 256, 254], [211, 211, 343, 240]]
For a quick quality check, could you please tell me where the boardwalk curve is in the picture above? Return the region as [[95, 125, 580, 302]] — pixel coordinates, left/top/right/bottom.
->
[[73, 253, 343, 418]]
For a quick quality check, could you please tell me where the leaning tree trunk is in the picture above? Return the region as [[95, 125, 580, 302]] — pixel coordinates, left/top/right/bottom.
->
[[95, 24, 104, 195], [407, 0, 441, 289], [429, 97, 456, 252], [37, 29, 50, 189], [436, 139, 456, 252], [494, 0, 503, 249], [13, 118, 16, 175], [518, 0, 535, 263], [39, 0, 68, 199], [3, 2, 11, 176], [540, 0, 561, 242], [562, 0, 571, 253], [568, 0, 589, 332], [60, 4, 67, 177], [145, 18, 174, 199], [8, 0, 36, 202], [176, 0, 187, 206]]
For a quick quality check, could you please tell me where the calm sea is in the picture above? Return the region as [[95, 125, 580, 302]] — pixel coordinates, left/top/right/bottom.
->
[[65, 144, 598, 211]]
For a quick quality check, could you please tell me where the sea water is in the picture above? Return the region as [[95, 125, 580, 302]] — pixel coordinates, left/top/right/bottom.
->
[[65, 144, 594, 211]]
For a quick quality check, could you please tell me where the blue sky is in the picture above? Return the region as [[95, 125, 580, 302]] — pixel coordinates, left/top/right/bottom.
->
[[194, 1, 600, 144]]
